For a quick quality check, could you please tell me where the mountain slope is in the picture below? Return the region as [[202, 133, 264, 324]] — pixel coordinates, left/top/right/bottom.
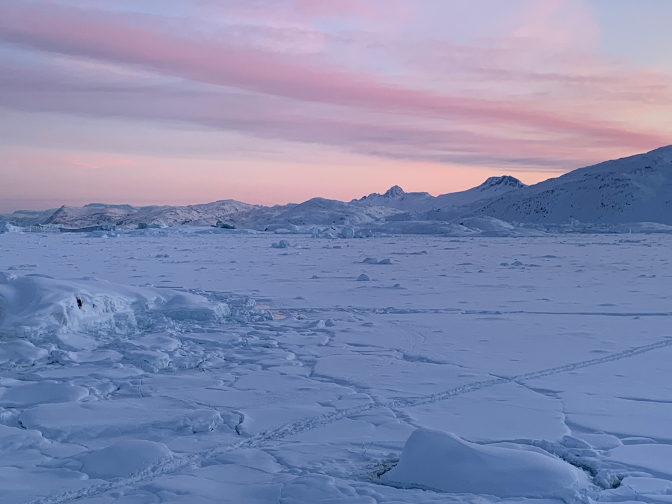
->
[[473, 146, 672, 224]]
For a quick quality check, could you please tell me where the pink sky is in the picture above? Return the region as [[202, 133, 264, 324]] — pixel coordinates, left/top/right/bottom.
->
[[1, 0, 671, 211]]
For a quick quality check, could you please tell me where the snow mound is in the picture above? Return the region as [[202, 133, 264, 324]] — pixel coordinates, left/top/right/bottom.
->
[[381, 429, 590, 498], [272, 240, 292, 249], [155, 293, 230, 322], [0, 273, 153, 340], [0, 273, 230, 343], [81, 439, 172, 479]]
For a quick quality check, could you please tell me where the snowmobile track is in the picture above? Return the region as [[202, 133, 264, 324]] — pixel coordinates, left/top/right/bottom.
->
[[26, 337, 672, 504]]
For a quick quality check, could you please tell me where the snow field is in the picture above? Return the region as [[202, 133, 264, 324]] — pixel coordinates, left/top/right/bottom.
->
[[0, 230, 671, 503]]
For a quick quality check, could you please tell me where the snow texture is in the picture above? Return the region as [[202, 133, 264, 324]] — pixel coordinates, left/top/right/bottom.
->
[[1, 199, 672, 504]]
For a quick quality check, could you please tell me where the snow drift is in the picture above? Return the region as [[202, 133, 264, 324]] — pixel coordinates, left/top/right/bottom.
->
[[0, 273, 230, 343], [381, 429, 590, 498]]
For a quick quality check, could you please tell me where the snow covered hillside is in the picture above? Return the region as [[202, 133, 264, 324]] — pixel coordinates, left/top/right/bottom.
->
[[5, 146, 672, 231], [1, 229, 671, 503], [45, 200, 258, 228], [474, 146, 672, 224], [0, 209, 58, 226], [356, 176, 525, 214]]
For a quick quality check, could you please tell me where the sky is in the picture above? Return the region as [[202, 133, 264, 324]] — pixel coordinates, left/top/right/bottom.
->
[[1, 0, 671, 212]]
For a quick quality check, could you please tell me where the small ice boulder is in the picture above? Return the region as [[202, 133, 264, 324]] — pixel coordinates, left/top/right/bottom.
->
[[272, 240, 292, 249], [381, 429, 589, 498], [378, 258, 393, 265], [362, 257, 379, 264], [81, 439, 172, 479], [357, 274, 371, 282], [339, 227, 355, 239]]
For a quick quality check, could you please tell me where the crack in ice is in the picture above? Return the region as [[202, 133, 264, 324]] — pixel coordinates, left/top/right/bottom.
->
[[25, 337, 672, 504]]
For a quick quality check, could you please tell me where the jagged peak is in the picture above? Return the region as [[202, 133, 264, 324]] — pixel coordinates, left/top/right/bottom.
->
[[478, 176, 525, 191], [383, 185, 405, 198]]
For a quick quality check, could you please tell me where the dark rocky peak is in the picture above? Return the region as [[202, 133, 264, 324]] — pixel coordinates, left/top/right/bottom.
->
[[478, 176, 525, 191]]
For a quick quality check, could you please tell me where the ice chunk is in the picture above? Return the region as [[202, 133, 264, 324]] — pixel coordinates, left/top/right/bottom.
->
[[381, 429, 589, 498], [357, 274, 371, 281], [155, 293, 230, 322], [0, 340, 48, 366], [0, 221, 22, 234], [339, 227, 355, 238], [81, 439, 172, 479], [0, 274, 231, 342], [272, 240, 292, 249]]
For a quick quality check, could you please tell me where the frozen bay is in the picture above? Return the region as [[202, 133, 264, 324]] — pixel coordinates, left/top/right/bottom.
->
[[1, 229, 671, 503]]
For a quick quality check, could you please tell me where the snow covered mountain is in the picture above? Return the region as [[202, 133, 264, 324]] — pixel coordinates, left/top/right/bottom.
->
[[474, 146, 672, 224], [45, 200, 258, 228], [354, 176, 525, 213], [0, 208, 58, 226], [354, 185, 434, 211], [12, 146, 672, 230]]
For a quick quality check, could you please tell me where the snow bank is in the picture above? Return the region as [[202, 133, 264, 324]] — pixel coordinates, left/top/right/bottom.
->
[[0, 273, 230, 343], [0, 273, 153, 341], [381, 429, 590, 498]]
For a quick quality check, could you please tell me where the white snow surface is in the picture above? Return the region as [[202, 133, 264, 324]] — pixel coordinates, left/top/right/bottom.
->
[[1, 228, 672, 504]]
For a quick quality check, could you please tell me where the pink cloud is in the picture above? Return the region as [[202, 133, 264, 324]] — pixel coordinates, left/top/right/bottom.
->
[[0, 0, 666, 154]]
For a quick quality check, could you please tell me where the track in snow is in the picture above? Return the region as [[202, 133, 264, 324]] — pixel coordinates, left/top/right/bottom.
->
[[27, 337, 672, 504]]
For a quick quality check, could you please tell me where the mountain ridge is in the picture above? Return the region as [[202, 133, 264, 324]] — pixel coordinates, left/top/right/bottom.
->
[[3, 146, 671, 230]]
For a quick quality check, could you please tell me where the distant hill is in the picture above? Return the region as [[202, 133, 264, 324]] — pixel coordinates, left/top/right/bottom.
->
[[0, 208, 58, 226], [45, 200, 257, 228], [8, 146, 672, 231]]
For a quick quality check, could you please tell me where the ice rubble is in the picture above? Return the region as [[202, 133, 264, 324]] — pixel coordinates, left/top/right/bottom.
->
[[382, 428, 590, 497], [0, 273, 240, 345]]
